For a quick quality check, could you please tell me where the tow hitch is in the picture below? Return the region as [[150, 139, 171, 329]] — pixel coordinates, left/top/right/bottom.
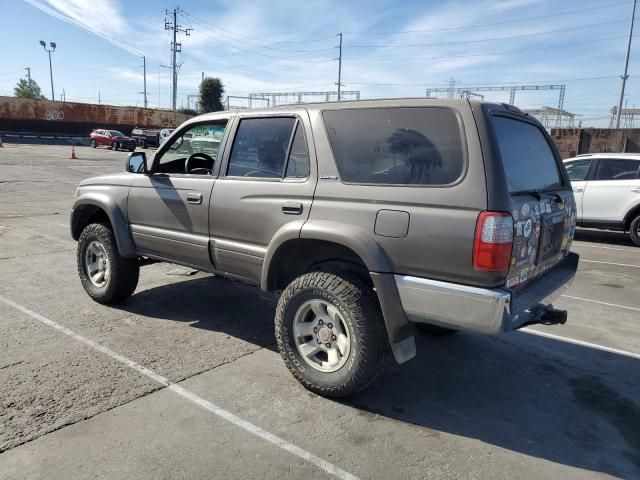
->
[[539, 306, 568, 325], [519, 305, 568, 329]]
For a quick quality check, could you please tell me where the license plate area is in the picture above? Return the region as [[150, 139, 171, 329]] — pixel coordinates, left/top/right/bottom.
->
[[537, 212, 565, 264]]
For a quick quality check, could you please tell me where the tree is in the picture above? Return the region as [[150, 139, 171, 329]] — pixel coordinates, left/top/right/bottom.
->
[[14, 78, 45, 99], [199, 77, 224, 113]]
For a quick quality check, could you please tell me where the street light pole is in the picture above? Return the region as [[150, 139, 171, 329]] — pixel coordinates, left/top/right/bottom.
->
[[39, 40, 56, 101]]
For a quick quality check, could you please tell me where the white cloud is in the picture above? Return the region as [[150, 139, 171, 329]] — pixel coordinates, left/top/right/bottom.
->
[[23, 0, 144, 56]]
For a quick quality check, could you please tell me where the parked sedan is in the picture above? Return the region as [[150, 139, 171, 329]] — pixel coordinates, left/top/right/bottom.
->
[[564, 153, 640, 245], [90, 129, 137, 151]]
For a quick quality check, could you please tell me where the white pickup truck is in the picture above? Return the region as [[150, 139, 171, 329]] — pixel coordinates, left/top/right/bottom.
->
[[564, 153, 640, 246]]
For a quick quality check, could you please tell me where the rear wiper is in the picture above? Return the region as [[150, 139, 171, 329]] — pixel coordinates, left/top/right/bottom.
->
[[512, 188, 542, 200]]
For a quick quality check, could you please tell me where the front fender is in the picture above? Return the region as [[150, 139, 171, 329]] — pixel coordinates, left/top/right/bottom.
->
[[71, 190, 137, 258]]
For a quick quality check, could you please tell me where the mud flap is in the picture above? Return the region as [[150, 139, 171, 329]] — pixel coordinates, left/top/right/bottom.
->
[[369, 272, 416, 364]]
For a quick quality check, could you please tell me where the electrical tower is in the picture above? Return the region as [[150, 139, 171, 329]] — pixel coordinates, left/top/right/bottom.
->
[[165, 7, 191, 111], [609, 106, 640, 128], [248, 91, 360, 107], [426, 84, 567, 126]]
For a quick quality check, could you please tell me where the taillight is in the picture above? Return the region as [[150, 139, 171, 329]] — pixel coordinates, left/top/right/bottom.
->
[[473, 211, 513, 272]]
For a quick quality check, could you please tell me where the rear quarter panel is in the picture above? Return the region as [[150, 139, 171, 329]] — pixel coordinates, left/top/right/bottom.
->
[[308, 100, 498, 286]]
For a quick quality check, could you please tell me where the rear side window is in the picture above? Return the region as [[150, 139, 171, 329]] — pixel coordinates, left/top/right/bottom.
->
[[323, 107, 465, 185], [227, 117, 296, 178], [285, 123, 310, 178], [565, 159, 591, 181], [492, 116, 563, 193], [593, 159, 640, 180]]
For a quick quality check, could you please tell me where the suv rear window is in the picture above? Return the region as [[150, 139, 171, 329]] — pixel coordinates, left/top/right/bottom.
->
[[492, 116, 563, 193], [323, 107, 465, 185]]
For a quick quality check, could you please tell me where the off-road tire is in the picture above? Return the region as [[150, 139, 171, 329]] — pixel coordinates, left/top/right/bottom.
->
[[414, 323, 458, 335], [275, 272, 389, 398], [90, 139, 97, 148], [630, 214, 640, 247], [77, 223, 139, 304]]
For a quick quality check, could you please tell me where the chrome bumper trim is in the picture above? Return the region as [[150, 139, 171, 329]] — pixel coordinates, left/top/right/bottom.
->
[[395, 253, 579, 335]]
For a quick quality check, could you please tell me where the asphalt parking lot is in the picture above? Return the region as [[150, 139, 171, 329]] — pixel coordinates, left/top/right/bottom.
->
[[0, 144, 639, 479]]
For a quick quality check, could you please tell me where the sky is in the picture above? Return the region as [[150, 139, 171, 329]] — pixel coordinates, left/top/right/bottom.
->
[[1, 0, 638, 126]]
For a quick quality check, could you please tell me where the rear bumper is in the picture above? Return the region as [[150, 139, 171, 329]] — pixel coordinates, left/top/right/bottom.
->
[[395, 252, 579, 335]]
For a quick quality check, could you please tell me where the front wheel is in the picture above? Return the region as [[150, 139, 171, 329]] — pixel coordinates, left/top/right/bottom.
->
[[630, 214, 640, 247], [77, 223, 139, 304], [275, 272, 389, 398], [90, 139, 97, 148]]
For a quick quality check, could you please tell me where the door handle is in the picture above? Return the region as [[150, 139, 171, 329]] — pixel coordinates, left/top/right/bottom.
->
[[572, 187, 584, 193], [282, 201, 303, 215], [631, 187, 640, 193], [186, 192, 203, 204]]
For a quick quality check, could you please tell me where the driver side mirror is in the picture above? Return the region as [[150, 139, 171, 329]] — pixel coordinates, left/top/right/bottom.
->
[[126, 151, 147, 174]]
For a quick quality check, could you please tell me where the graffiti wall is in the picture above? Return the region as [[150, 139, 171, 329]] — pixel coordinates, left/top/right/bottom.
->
[[0, 96, 193, 135]]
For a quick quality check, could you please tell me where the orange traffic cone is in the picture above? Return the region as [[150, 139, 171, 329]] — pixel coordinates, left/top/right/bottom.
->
[[71, 145, 77, 159], [0, 136, 4, 148]]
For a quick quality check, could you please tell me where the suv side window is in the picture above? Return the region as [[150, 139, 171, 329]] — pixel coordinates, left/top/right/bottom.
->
[[593, 158, 640, 181], [565, 159, 591, 181], [156, 121, 227, 175], [285, 123, 310, 179], [323, 107, 465, 185], [227, 117, 296, 178]]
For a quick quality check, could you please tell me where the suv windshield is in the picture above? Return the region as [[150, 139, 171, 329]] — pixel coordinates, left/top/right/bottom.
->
[[492, 116, 563, 193], [110, 130, 125, 137]]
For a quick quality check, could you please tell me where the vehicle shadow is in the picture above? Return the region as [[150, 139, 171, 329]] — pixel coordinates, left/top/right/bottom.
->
[[117, 274, 279, 350], [117, 275, 640, 478], [574, 228, 636, 247], [347, 331, 640, 479]]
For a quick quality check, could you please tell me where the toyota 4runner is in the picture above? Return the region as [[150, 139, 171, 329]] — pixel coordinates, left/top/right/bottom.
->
[[71, 99, 579, 397]]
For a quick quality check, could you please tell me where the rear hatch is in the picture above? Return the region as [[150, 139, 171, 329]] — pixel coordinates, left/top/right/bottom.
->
[[490, 112, 576, 289]]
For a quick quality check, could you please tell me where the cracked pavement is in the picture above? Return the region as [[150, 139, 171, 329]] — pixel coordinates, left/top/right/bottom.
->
[[0, 144, 639, 479]]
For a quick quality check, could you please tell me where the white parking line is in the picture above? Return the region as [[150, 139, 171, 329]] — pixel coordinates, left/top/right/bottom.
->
[[580, 259, 640, 268], [521, 328, 640, 360], [561, 294, 640, 312], [0, 294, 358, 480], [572, 243, 638, 253]]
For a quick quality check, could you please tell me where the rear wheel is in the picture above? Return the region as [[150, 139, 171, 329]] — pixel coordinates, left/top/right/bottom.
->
[[275, 272, 389, 398], [112, 141, 118, 151], [630, 214, 640, 247], [77, 223, 139, 304]]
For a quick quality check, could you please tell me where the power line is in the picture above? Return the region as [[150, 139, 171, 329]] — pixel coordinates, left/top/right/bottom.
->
[[179, 10, 336, 46], [345, 20, 628, 49], [343, 0, 632, 35], [345, 76, 622, 87], [180, 14, 335, 61], [345, 34, 626, 62]]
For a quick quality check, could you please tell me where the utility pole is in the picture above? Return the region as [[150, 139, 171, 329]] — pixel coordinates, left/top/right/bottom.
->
[[201, 71, 204, 82], [165, 7, 191, 111], [336, 33, 343, 101], [616, 0, 636, 132], [98, 91, 101, 105], [60, 88, 65, 102], [25, 67, 31, 83], [143, 56, 148, 108]]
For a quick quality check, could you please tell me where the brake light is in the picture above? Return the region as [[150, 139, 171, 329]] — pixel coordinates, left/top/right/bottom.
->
[[473, 211, 513, 272]]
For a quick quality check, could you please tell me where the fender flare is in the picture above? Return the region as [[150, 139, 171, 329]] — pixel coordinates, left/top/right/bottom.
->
[[262, 220, 415, 364], [71, 193, 137, 258]]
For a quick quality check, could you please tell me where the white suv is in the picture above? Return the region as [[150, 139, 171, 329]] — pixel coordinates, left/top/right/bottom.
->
[[564, 153, 640, 246]]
